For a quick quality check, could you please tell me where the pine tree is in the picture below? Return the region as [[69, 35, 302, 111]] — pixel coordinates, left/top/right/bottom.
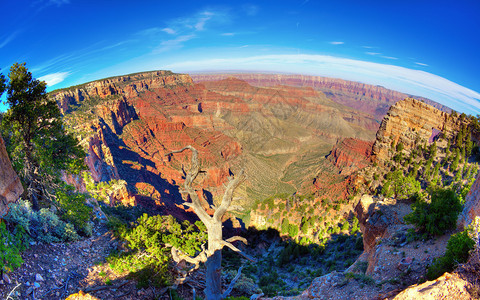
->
[[1, 63, 85, 210]]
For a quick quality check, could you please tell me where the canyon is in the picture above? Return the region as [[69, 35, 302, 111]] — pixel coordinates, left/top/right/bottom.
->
[[1, 69, 479, 299], [191, 73, 451, 122], [50, 71, 381, 219]]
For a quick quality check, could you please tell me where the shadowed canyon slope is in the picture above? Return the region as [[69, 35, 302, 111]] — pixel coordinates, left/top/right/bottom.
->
[[191, 73, 451, 122], [49, 71, 378, 215]]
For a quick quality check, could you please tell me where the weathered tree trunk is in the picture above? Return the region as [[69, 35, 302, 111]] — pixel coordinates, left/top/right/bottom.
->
[[167, 146, 254, 300], [205, 222, 223, 299]]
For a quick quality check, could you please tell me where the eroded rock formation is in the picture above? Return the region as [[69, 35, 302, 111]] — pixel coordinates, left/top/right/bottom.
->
[[372, 98, 463, 163], [0, 134, 23, 215], [191, 74, 450, 121], [51, 72, 378, 211], [458, 173, 480, 229], [326, 138, 373, 175]]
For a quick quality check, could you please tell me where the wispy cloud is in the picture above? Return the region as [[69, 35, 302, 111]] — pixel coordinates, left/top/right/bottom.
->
[[32, 0, 70, 10], [0, 31, 20, 49], [362, 46, 374, 49], [153, 35, 196, 53], [415, 62, 429, 67], [162, 28, 176, 35], [38, 72, 69, 86], [194, 11, 214, 31], [144, 9, 229, 54], [164, 54, 480, 115], [330, 41, 344, 45], [221, 32, 235, 36], [381, 56, 398, 60], [49, 0, 69, 6], [366, 52, 380, 56]]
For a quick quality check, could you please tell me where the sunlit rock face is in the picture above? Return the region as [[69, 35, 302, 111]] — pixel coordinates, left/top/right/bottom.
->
[[458, 173, 480, 229], [0, 134, 23, 215], [372, 98, 464, 164]]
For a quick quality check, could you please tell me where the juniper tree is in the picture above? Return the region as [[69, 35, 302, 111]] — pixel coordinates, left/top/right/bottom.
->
[[1, 63, 85, 210]]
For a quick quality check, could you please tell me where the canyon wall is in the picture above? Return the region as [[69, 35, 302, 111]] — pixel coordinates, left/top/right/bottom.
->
[[50, 71, 378, 215], [191, 73, 451, 121], [458, 173, 480, 229], [0, 134, 23, 216], [372, 98, 464, 163]]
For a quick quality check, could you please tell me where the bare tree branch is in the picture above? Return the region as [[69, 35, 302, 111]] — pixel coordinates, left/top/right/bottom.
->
[[222, 265, 244, 299], [166, 146, 212, 224], [213, 169, 245, 222], [171, 246, 208, 270], [220, 240, 256, 262], [226, 236, 248, 245]]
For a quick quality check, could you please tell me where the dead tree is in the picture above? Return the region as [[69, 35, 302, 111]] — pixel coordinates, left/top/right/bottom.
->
[[167, 146, 255, 300]]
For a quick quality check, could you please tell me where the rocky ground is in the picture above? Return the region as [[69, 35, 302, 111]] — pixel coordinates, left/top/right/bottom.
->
[[0, 223, 163, 300]]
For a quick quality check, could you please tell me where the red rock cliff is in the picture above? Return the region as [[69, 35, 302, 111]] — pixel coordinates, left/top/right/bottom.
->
[[191, 73, 451, 121], [0, 134, 23, 215], [51, 72, 378, 213]]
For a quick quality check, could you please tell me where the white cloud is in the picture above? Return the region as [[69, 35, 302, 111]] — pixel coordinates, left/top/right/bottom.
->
[[330, 41, 344, 45], [366, 52, 380, 56], [194, 11, 214, 31], [0, 31, 20, 49], [221, 32, 235, 36], [415, 62, 429, 66], [153, 35, 196, 53], [162, 28, 176, 35], [163, 54, 480, 115], [381, 56, 398, 60], [38, 72, 69, 86]]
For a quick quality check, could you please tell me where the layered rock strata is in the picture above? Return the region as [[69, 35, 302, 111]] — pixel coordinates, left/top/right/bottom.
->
[[372, 98, 463, 163], [191, 73, 450, 120]]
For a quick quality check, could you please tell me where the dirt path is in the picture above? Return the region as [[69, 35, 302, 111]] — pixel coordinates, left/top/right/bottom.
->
[[0, 224, 144, 300]]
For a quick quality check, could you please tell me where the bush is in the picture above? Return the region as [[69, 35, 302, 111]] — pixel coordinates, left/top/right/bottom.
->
[[107, 213, 207, 288], [404, 187, 462, 236], [56, 185, 93, 236], [5, 199, 81, 242], [0, 221, 28, 273], [426, 230, 474, 280]]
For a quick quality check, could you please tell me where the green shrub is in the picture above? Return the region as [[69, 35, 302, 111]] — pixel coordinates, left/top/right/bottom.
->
[[107, 213, 207, 288], [426, 230, 474, 280], [56, 185, 93, 236], [0, 222, 27, 273], [5, 199, 81, 242], [404, 187, 462, 236]]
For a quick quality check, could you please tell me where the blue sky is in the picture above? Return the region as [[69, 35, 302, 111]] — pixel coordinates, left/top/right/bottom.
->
[[1, 0, 479, 115]]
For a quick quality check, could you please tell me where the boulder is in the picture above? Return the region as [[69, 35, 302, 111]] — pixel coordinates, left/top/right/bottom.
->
[[392, 273, 474, 300]]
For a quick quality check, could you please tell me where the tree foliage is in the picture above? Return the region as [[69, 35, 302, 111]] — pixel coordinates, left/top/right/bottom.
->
[[0, 63, 85, 209], [404, 187, 462, 236], [381, 170, 421, 199], [107, 213, 207, 288], [426, 229, 474, 280]]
